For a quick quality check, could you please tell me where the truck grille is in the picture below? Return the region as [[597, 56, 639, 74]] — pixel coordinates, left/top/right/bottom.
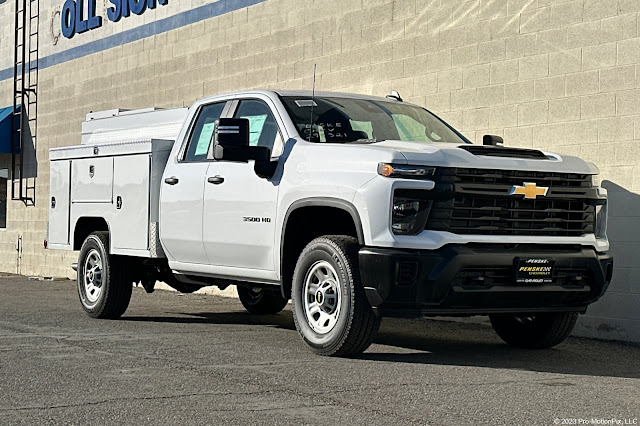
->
[[441, 167, 592, 189], [425, 168, 597, 236]]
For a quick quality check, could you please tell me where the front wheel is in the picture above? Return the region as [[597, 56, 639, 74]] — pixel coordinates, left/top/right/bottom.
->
[[237, 286, 288, 314], [489, 312, 578, 349], [77, 232, 132, 319], [291, 236, 381, 357]]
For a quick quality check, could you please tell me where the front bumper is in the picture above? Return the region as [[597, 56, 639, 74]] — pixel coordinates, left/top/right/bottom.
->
[[359, 244, 613, 318]]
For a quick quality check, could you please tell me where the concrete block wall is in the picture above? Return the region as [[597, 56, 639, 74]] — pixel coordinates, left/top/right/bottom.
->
[[0, 0, 638, 342]]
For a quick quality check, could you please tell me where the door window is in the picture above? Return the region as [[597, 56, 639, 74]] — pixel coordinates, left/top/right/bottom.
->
[[184, 102, 226, 162], [234, 99, 283, 156]]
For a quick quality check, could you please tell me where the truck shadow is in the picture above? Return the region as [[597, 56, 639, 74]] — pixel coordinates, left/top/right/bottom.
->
[[570, 180, 640, 340], [124, 310, 296, 330], [125, 309, 639, 379], [363, 318, 640, 380]]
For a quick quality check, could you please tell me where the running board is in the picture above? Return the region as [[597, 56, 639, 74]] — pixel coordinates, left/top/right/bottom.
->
[[71, 263, 77, 271]]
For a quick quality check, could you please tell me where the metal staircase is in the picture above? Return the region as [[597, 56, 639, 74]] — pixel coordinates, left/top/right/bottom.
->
[[11, 0, 39, 205]]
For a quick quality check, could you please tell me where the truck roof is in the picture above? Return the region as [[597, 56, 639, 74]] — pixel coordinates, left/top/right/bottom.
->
[[274, 90, 399, 103], [198, 90, 405, 105]]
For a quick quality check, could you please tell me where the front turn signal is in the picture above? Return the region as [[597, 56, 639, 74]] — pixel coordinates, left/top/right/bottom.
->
[[377, 163, 436, 179]]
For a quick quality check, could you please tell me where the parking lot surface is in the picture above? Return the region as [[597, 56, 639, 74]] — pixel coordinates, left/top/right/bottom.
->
[[0, 276, 638, 425]]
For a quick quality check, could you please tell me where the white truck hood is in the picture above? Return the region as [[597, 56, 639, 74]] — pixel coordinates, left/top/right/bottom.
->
[[366, 140, 598, 175]]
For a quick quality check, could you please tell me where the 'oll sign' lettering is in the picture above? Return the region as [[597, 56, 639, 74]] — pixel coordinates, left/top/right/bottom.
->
[[61, 0, 168, 39]]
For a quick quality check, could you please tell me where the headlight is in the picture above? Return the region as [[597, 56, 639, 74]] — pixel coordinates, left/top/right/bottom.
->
[[392, 189, 432, 235], [591, 174, 600, 187], [595, 202, 607, 238], [378, 163, 436, 179]]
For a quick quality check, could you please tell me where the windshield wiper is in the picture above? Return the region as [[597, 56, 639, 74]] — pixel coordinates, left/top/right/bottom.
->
[[351, 138, 384, 144]]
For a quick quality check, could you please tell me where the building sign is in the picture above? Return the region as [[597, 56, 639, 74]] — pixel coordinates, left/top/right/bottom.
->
[[61, 0, 168, 39]]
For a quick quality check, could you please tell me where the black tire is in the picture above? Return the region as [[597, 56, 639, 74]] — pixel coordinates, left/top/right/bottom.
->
[[77, 232, 132, 319], [237, 286, 288, 314], [489, 312, 578, 349], [291, 235, 381, 357]]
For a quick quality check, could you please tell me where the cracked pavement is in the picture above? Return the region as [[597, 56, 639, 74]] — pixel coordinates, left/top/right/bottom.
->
[[0, 276, 638, 425]]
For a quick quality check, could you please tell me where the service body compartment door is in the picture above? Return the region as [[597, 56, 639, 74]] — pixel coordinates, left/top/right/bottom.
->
[[71, 157, 114, 203], [111, 154, 150, 250], [49, 160, 71, 245]]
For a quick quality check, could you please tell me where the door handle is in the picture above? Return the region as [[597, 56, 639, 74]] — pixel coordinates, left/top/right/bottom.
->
[[164, 176, 179, 185], [207, 176, 225, 185]]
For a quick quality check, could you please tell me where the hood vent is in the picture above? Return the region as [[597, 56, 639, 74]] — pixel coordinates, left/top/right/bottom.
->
[[458, 145, 548, 160]]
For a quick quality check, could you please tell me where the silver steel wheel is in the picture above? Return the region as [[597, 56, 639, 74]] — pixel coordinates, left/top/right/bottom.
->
[[83, 248, 104, 306], [303, 260, 341, 334]]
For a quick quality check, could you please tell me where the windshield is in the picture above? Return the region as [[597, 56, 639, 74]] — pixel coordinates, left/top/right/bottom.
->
[[281, 96, 467, 144]]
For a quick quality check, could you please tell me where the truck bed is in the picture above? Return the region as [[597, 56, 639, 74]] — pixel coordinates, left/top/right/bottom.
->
[[48, 138, 174, 258]]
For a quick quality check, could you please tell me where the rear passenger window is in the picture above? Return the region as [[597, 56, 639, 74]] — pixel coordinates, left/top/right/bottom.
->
[[184, 102, 226, 162]]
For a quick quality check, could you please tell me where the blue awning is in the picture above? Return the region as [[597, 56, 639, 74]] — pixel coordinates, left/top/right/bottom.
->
[[0, 105, 19, 154]]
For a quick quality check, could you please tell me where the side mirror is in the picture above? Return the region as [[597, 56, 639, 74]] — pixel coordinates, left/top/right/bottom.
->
[[483, 134, 503, 146], [212, 118, 270, 162], [211, 118, 277, 179]]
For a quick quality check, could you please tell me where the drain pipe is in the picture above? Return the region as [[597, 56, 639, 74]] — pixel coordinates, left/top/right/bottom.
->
[[16, 235, 22, 275]]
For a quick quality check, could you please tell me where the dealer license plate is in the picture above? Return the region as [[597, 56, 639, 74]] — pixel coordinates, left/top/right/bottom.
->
[[515, 258, 554, 285]]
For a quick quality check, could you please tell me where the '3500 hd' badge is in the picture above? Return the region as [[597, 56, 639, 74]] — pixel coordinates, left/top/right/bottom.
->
[[243, 217, 271, 223]]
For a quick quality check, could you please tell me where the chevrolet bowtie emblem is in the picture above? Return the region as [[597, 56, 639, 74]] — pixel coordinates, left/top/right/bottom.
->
[[509, 182, 549, 199]]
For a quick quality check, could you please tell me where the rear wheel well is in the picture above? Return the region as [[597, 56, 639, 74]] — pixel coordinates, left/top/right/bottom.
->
[[73, 217, 109, 250], [281, 206, 361, 299]]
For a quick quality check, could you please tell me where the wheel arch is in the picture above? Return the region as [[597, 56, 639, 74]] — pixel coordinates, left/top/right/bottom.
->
[[279, 197, 364, 299], [73, 217, 111, 251]]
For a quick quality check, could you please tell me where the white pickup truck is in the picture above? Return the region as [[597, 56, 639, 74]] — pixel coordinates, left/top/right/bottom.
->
[[47, 90, 613, 356]]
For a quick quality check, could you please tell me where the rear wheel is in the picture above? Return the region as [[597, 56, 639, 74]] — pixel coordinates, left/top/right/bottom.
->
[[77, 232, 132, 319], [237, 286, 288, 315], [291, 235, 381, 357], [489, 312, 578, 349]]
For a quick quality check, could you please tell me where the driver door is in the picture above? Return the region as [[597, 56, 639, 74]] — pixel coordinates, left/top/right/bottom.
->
[[202, 98, 284, 271]]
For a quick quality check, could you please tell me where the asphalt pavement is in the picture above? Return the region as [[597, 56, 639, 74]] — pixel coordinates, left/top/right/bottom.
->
[[0, 275, 638, 425]]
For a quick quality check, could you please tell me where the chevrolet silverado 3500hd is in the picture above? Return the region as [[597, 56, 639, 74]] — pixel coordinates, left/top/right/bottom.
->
[[47, 90, 613, 356]]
